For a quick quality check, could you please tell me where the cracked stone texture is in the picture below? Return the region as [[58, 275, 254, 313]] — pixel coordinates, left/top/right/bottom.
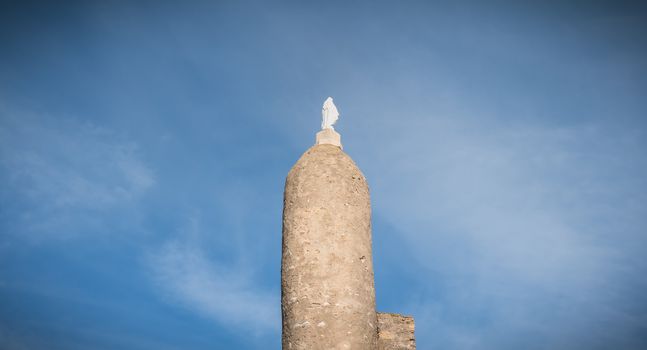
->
[[282, 144, 378, 349], [377, 313, 416, 350]]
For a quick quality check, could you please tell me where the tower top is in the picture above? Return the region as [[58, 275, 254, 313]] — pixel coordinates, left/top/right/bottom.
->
[[317, 97, 342, 149]]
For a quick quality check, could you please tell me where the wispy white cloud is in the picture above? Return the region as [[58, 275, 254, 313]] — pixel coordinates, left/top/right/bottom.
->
[[146, 237, 279, 335], [378, 116, 643, 274], [0, 106, 155, 236]]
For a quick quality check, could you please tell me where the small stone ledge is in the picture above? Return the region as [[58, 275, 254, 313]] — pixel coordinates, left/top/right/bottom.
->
[[377, 312, 416, 350], [315, 128, 342, 149]]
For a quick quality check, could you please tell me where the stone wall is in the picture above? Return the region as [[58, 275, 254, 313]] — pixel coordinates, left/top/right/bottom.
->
[[377, 312, 416, 350]]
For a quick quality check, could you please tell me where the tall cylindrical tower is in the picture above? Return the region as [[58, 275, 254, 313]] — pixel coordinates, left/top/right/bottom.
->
[[281, 128, 378, 349]]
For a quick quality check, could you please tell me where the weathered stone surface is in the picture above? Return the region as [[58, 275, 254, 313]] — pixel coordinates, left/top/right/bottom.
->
[[377, 313, 416, 350], [281, 144, 377, 349]]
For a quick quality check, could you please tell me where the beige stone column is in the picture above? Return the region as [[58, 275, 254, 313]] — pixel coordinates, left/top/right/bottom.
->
[[281, 130, 378, 349]]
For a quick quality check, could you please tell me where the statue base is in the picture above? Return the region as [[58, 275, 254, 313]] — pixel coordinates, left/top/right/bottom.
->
[[316, 129, 342, 149]]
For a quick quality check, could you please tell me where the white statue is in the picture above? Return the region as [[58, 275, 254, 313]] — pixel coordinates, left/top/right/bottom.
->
[[321, 97, 339, 130]]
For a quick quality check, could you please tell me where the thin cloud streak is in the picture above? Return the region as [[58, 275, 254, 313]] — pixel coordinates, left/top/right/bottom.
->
[[0, 106, 155, 236], [146, 239, 280, 334]]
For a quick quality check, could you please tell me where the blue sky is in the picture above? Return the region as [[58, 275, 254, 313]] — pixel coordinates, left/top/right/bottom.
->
[[1, 1, 646, 349]]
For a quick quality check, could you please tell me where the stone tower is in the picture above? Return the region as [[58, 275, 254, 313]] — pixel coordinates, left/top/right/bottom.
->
[[281, 99, 415, 350]]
